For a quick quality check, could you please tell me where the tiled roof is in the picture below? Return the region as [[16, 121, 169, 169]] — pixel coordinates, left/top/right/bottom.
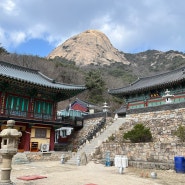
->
[[71, 98, 96, 108], [114, 105, 126, 114], [108, 66, 185, 96], [0, 61, 86, 91]]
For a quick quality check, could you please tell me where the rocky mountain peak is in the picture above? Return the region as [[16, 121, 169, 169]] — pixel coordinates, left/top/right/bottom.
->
[[47, 30, 130, 66]]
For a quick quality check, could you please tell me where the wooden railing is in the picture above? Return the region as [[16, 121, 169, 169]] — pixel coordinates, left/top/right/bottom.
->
[[0, 107, 54, 122], [0, 107, 83, 127]]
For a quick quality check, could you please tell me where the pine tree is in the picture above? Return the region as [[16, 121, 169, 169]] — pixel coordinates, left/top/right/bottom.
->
[[85, 70, 106, 104], [0, 44, 9, 55]]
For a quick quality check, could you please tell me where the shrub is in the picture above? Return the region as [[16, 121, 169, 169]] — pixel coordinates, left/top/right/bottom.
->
[[108, 134, 115, 142], [174, 125, 185, 142], [123, 124, 152, 143]]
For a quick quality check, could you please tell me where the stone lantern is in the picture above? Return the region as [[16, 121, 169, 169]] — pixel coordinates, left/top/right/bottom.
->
[[102, 102, 109, 113], [102, 102, 109, 122], [0, 120, 22, 185], [162, 89, 174, 104]]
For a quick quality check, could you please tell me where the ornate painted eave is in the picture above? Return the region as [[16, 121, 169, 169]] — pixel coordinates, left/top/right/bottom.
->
[[108, 66, 185, 97], [0, 61, 86, 101]]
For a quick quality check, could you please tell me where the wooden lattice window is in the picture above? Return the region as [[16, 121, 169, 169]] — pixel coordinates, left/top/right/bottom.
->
[[6, 95, 29, 111], [34, 101, 53, 119], [5, 95, 29, 117]]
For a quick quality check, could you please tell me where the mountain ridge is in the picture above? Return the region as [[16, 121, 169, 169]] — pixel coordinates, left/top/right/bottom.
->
[[47, 29, 185, 78], [1, 31, 185, 109]]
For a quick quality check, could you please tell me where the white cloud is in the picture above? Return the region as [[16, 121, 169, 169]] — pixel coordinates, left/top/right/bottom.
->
[[9, 31, 26, 47], [0, 28, 6, 45], [101, 23, 135, 50], [0, 0, 18, 15], [91, 14, 138, 51], [27, 24, 47, 39], [0, 28, 26, 48], [1, 0, 185, 55]]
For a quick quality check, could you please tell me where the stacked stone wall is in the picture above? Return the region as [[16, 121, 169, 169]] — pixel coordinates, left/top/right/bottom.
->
[[25, 151, 70, 162], [72, 117, 103, 149], [98, 107, 185, 169], [125, 108, 185, 142]]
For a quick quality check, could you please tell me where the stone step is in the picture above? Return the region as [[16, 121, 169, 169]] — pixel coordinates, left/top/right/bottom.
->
[[66, 118, 124, 165]]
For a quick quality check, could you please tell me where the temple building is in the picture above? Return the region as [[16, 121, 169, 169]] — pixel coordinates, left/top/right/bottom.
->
[[108, 67, 185, 111], [70, 98, 97, 114], [57, 98, 97, 119], [0, 61, 86, 152]]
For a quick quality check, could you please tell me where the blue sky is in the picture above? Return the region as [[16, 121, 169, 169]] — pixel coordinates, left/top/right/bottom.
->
[[1, 0, 185, 57]]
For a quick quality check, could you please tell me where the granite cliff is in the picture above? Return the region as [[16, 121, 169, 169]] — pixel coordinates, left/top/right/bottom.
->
[[47, 30, 130, 66]]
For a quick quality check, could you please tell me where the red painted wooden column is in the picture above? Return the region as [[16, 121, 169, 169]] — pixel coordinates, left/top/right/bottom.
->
[[24, 127, 31, 151], [0, 92, 6, 114], [50, 127, 55, 151]]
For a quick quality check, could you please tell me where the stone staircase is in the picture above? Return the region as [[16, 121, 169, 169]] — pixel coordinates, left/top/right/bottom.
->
[[66, 118, 125, 165]]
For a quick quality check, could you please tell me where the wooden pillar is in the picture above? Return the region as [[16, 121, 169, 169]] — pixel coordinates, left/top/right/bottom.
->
[[50, 127, 55, 151], [0, 92, 6, 114], [28, 98, 34, 118], [144, 100, 148, 107], [24, 127, 31, 151], [53, 102, 57, 121], [126, 103, 129, 109]]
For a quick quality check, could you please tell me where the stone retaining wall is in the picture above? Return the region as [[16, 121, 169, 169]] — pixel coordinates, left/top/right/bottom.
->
[[99, 142, 185, 169], [25, 151, 71, 162], [125, 107, 185, 143], [10, 151, 73, 164], [97, 107, 185, 169]]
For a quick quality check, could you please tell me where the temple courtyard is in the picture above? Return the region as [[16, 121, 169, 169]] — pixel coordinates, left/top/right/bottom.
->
[[1, 160, 185, 185]]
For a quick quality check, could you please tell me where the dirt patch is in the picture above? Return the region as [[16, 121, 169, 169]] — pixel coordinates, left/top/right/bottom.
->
[[1, 161, 185, 185]]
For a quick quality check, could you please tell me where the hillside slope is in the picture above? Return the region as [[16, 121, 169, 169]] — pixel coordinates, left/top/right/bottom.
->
[[1, 31, 185, 110]]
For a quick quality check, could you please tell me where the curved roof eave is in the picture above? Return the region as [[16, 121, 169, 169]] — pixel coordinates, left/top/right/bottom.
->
[[108, 66, 185, 96], [108, 77, 185, 96], [0, 74, 86, 91], [0, 61, 86, 91]]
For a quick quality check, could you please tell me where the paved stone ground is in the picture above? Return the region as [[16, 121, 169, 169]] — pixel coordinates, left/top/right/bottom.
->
[[0, 161, 185, 185]]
